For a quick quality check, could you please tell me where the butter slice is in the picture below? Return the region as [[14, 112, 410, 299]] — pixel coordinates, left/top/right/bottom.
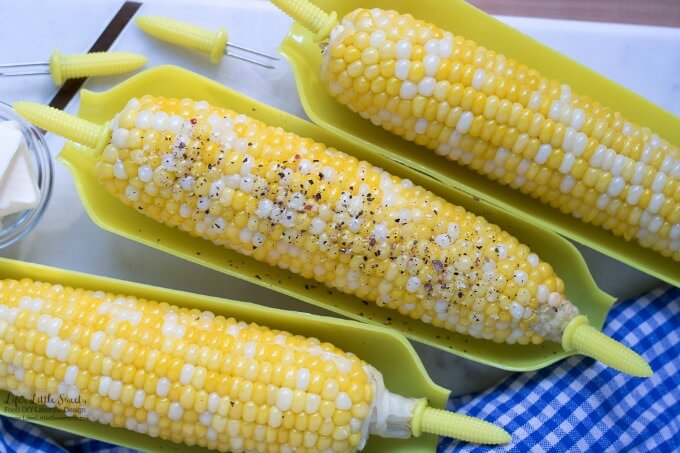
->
[[0, 122, 23, 186], [0, 121, 40, 218]]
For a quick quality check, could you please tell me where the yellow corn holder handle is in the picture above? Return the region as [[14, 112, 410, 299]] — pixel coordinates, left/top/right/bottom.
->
[[270, 0, 337, 42], [15, 101, 111, 150], [135, 16, 278, 68], [0, 51, 147, 86], [562, 315, 651, 377], [0, 258, 510, 451], [413, 398, 511, 444], [411, 399, 509, 444], [48, 51, 148, 86], [13, 93, 651, 378]]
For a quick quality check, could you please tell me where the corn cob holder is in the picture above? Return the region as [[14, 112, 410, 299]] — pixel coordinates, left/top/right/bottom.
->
[[14, 66, 631, 373], [275, 0, 680, 286], [0, 257, 512, 452], [0, 51, 147, 86], [135, 16, 278, 68]]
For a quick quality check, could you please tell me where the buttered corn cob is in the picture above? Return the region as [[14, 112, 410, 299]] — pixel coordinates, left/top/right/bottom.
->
[[14, 97, 651, 377], [0, 278, 510, 451], [271, 2, 680, 260]]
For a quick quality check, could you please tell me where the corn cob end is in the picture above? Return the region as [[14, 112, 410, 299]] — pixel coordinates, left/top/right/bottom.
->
[[562, 315, 652, 377], [13, 101, 110, 151], [411, 399, 511, 444]]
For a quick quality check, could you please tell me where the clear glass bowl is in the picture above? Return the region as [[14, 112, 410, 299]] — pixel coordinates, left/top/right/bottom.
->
[[0, 101, 53, 248]]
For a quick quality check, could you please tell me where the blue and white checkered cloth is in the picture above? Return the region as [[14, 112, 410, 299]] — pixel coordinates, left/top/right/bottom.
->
[[439, 285, 680, 453], [0, 416, 132, 453], [1, 286, 678, 452]]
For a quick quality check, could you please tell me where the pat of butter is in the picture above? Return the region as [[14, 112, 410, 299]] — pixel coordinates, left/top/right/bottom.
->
[[0, 122, 23, 185], [0, 121, 40, 219]]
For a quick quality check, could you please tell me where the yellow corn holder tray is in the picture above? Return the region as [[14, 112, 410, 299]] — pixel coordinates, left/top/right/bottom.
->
[[52, 66, 614, 371], [277, 0, 680, 286], [0, 257, 455, 452]]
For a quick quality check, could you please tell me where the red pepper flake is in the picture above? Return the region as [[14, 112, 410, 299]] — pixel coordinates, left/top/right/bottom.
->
[[190, 118, 197, 125], [304, 205, 313, 211], [294, 154, 301, 159]]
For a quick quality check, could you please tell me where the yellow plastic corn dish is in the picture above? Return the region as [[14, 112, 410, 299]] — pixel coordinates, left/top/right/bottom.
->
[[275, 0, 680, 286], [0, 274, 512, 452], [14, 89, 649, 378], [0, 257, 473, 453], [14, 67, 613, 372]]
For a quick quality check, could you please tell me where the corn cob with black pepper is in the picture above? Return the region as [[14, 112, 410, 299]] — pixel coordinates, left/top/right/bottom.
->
[[13, 97, 651, 377], [0, 277, 510, 451], [269, 1, 680, 261]]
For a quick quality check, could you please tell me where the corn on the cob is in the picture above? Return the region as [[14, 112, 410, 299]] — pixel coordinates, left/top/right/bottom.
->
[[271, 2, 680, 261], [0, 278, 510, 451], [13, 98, 651, 377]]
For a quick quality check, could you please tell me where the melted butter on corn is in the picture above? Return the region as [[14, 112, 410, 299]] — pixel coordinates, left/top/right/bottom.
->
[[1, 278, 518, 449], [319, 8, 680, 261], [96, 95, 579, 346]]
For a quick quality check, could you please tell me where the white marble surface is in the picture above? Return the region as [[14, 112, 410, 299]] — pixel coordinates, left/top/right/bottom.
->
[[1, 0, 679, 400]]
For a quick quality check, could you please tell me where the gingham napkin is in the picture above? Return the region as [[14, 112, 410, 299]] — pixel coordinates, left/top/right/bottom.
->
[[0, 416, 131, 453], [439, 285, 680, 453], [1, 286, 678, 452]]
